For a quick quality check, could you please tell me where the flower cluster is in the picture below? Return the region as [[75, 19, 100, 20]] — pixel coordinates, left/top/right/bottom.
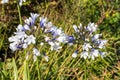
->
[[9, 13, 39, 51], [72, 23, 108, 60], [8, 30, 36, 51], [8, 13, 71, 62], [8, 13, 49, 62], [39, 17, 74, 51], [9, 13, 108, 62]]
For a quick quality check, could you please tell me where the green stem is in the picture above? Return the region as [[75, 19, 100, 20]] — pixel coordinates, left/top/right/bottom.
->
[[37, 60, 40, 80], [17, 4, 22, 24], [2, 4, 5, 15], [85, 60, 88, 80]]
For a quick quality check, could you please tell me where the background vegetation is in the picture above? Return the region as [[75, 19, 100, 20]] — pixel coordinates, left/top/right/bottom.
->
[[0, 0, 120, 80]]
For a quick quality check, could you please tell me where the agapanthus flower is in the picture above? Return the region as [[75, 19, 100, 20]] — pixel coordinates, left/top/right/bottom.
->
[[19, 0, 26, 6], [97, 40, 108, 49], [25, 13, 39, 26], [24, 35, 36, 45], [48, 41, 62, 51], [40, 17, 47, 28], [67, 36, 75, 43], [73, 24, 82, 33], [73, 25, 79, 32], [39, 19, 71, 51], [86, 23, 97, 33], [30, 13, 39, 26], [16, 24, 30, 32], [44, 36, 50, 42], [9, 42, 20, 51], [9, 12, 108, 62], [46, 26, 58, 35], [91, 34, 102, 41], [8, 31, 28, 51], [99, 52, 107, 58], [14, 31, 27, 39], [72, 50, 78, 58], [71, 23, 108, 60], [80, 51, 89, 59], [43, 22, 53, 32], [33, 48, 40, 62], [9, 30, 36, 51], [82, 43, 92, 51], [56, 34, 68, 43], [53, 28, 63, 37], [90, 49, 99, 60]]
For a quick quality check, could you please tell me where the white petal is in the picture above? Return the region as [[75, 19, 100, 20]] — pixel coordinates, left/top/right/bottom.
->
[[73, 25, 79, 32], [9, 42, 18, 51], [72, 52, 77, 58], [33, 48, 40, 56], [24, 24, 30, 31]]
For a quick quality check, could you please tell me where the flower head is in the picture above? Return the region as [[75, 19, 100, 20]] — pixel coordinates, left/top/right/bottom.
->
[[19, 0, 26, 6], [16, 24, 30, 32], [25, 13, 39, 26], [40, 17, 47, 28], [33, 48, 40, 62], [86, 23, 97, 33]]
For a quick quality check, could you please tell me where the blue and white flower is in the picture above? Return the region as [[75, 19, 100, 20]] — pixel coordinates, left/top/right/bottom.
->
[[71, 22, 108, 60], [72, 50, 78, 58], [73, 25, 79, 32], [91, 34, 102, 41], [56, 34, 68, 43], [16, 24, 30, 31], [48, 41, 62, 51], [86, 23, 97, 33], [97, 40, 108, 49], [99, 52, 107, 58], [9, 42, 20, 51], [25, 13, 39, 26], [33, 48, 40, 62], [24, 35, 36, 45], [90, 49, 99, 60], [40, 17, 47, 28], [82, 43, 92, 51], [19, 0, 26, 6], [80, 51, 89, 59]]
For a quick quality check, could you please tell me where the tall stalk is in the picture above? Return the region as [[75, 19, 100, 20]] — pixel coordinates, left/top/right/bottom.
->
[[2, 4, 5, 15], [17, 2, 22, 24]]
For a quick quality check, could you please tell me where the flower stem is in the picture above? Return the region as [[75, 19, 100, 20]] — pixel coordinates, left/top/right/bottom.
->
[[17, 4, 22, 24], [2, 4, 5, 15], [84, 60, 88, 80]]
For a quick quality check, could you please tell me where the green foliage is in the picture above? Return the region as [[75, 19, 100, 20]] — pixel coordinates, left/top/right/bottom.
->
[[0, 0, 120, 80]]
